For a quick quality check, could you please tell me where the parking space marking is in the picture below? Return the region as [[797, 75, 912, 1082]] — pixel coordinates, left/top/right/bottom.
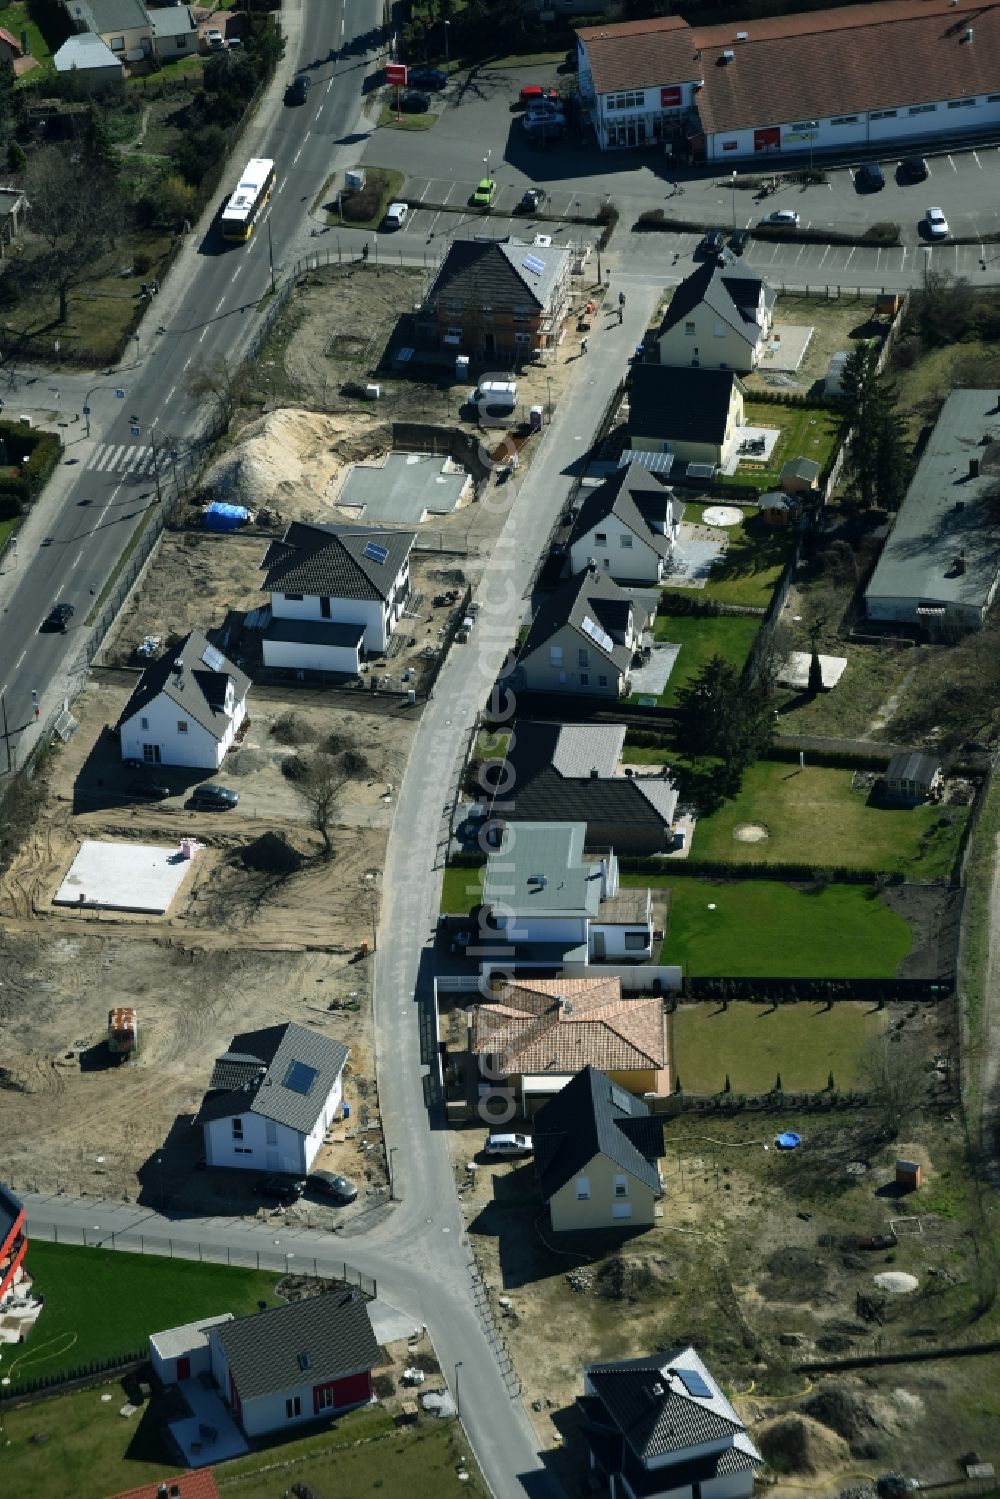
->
[[973, 151, 983, 170], [844, 247, 856, 268], [947, 155, 958, 171]]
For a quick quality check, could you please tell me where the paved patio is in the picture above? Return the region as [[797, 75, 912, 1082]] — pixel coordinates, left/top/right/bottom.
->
[[720, 425, 782, 477], [662, 533, 726, 588], [170, 1376, 248, 1467], [758, 322, 814, 373], [629, 641, 678, 698]]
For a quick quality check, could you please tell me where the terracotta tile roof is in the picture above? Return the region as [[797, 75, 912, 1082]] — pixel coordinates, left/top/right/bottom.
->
[[470, 975, 665, 1074], [108, 1473, 221, 1499], [693, 0, 1000, 134], [578, 15, 700, 95]]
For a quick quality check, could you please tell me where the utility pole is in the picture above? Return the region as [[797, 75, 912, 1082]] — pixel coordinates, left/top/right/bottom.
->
[[1, 690, 12, 773], [267, 216, 276, 296]]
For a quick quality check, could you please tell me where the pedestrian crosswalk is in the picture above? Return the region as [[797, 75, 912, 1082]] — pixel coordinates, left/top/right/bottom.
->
[[85, 442, 158, 475]]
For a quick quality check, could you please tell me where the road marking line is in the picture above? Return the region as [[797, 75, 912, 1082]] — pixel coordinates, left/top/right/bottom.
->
[[293, 147, 303, 164], [214, 299, 224, 313], [947, 155, 957, 171], [165, 385, 176, 403], [71, 551, 83, 570], [973, 151, 982, 170], [183, 356, 192, 370], [15, 652, 24, 668], [199, 328, 208, 342]]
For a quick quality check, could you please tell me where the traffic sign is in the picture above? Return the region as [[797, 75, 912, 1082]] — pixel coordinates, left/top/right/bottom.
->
[[130, 423, 141, 437], [115, 388, 125, 399], [82, 406, 91, 415], [386, 63, 407, 86]]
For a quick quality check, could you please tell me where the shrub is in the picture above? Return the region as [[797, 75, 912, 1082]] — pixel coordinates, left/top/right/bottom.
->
[[0, 488, 21, 521], [133, 250, 152, 276]]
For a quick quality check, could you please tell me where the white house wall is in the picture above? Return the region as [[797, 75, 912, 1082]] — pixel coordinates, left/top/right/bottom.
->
[[204, 1109, 307, 1175], [569, 516, 664, 585], [262, 638, 361, 674], [491, 913, 588, 945], [120, 689, 244, 771], [270, 592, 389, 654], [657, 310, 758, 374], [705, 96, 1000, 161]]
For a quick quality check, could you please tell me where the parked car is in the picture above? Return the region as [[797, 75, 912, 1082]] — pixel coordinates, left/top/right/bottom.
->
[[856, 161, 886, 191], [857, 1232, 897, 1251], [205, 26, 224, 50], [519, 83, 559, 106], [696, 227, 726, 258], [126, 778, 171, 801], [729, 227, 751, 254], [41, 601, 74, 633], [408, 66, 447, 91], [900, 154, 928, 182], [285, 73, 311, 105], [307, 1170, 359, 1204], [189, 784, 240, 810], [523, 116, 566, 141], [383, 201, 408, 229], [472, 177, 497, 206], [400, 90, 430, 113], [525, 101, 565, 125], [517, 187, 548, 213], [485, 1132, 533, 1157], [253, 1174, 306, 1206], [924, 205, 949, 238], [760, 208, 800, 227]]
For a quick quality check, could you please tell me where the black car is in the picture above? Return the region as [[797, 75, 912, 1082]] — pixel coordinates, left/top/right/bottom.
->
[[126, 778, 171, 801], [697, 227, 726, 259], [729, 227, 750, 255], [856, 161, 885, 191], [254, 1174, 306, 1206], [408, 66, 447, 91], [42, 601, 74, 633], [307, 1170, 359, 1205], [285, 73, 311, 105], [517, 187, 548, 213], [189, 784, 240, 810], [900, 154, 928, 182], [399, 90, 430, 113]]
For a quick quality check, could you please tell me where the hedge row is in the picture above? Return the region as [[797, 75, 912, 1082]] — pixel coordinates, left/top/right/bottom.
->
[[632, 211, 900, 248], [617, 855, 902, 883], [0, 424, 63, 503], [0, 1350, 145, 1402], [764, 742, 892, 771], [686, 976, 953, 1001]]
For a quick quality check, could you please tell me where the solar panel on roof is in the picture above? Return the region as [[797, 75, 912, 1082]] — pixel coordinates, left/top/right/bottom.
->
[[363, 541, 389, 564], [619, 449, 675, 474], [676, 1368, 713, 1400], [201, 644, 226, 672], [580, 613, 614, 655], [284, 1060, 318, 1095], [522, 254, 545, 276]]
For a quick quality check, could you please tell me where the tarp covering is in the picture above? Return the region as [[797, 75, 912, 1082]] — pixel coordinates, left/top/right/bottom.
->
[[204, 502, 250, 531]]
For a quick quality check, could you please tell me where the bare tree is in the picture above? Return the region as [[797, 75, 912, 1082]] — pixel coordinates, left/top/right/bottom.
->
[[860, 1034, 927, 1139], [187, 355, 246, 433], [24, 146, 122, 323], [293, 754, 346, 858]]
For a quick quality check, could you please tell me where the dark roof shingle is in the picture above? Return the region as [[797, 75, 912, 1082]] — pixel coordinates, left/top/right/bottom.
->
[[262, 522, 414, 603], [117, 629, 249, 742], [520, 569, 641, 677], [569, 465, 679, 561], [197, 1023, 349, 1136], [533, 1065, 663, 1200], [217, 1289, 380, 1403], [628, 366, 743, 446], [424, 237, 569, 316]]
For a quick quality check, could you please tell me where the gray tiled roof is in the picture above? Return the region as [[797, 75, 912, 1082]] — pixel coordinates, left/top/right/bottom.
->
[[628, 366, 744, 447], [886, 750, 940, 784], [865, 389, 1000, 612], [425, 236, 570, 317], [261, 522, 415, 603], [658, 262, 772, 345], [583, 1344, 755, 1461], [117, 628, 249, 742], [520, 568, 638, 677], [780, 457, 821, 482], [150, 6, 196, 38], [263, 617, 366, 648], [69, 0, 148, 32], [533, 1065, 663, 1200], [197, 1023, 349, 1136], [569, 464, 678, 561], [217, 1289, 380, 1403]]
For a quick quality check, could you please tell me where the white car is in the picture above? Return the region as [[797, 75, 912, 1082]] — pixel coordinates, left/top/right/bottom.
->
[[383, 201, 408, 229], [761, 208, 800, 227], [205, 27, 224, 50], [925, 206, 949, 239], [485, 1132, 533, 1157]]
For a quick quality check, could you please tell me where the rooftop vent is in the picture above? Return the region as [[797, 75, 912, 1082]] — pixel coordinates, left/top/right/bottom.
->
[[590, 766, 600, 779], [297, 1351, 311, 1371], [735, 29, 749, 39], [651, 1382, 665, 1396], [965, 25, 974, 40], [955, 550, 967, 574], [722, 48, 735, 62]]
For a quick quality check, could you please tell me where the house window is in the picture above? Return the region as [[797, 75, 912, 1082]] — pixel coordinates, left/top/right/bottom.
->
[[612, 1201, 633, 1220], [619, 534, 633, 548], [578, 648, 589, 667], [320, 596, 332, 618], [576, 1176, 591, 1200], [869, 109, 897, 120], [316, 1386, 334, 1410], [232, 1117, 244, 1140], [606, 89, 644, 110], [947, 98, 976, 109], [140, 717, 149, 730], [446, 326, 463, 340], [684, 321, 696, 336], [285, 1396, 301, 1419], [713, 321, 725, 337], [265, 1120, 277, 1145], [624, 931, 647, 950], [234, 1146, 252, 1154], [989, 94, 1000, 102], [515, 332, 532, 345], [580, 673, 589, 685], [177, 720, 188, 734], [721, 140, 738, 151], [283, 593, 304, 602], [110, 34, 124, 49], [549, 646, 563, 667], [831, 115, 858, 125], [594, 532, 607, 546], [175, 35, 186, 48], [909, 103, 936, 115], [598, 675, 608, 687], [614, 1175, 629, 1198]]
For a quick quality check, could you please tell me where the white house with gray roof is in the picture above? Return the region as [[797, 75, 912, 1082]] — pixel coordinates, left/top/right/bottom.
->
[[197, 1022, 349, 1176], [865, 389, 1000, 632], [53, 31, 124, 86], [149, 4, 198, 60], [507, 564, 654, 699], [117, 628, 249, 770], [259, 521, 415, 675], [569, 462, 680, 584], [63, 0, 152, 58], [655, 261, 775, 374]]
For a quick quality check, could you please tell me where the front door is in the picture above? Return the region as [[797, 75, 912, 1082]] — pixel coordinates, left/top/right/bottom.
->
[[592, 930, 606, 959], [177, 1356, 191, 1381], [142, 743, 161, 764]]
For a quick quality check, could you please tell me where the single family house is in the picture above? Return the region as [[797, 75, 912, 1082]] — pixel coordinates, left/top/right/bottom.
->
[[655, 262, 775, 374], [0, 1181, 28, 1304], [260, 522, 415, 675], [483, 720, 678, 854], [568, 462, 681, 585], [533, 1065, 665, 1231], [507, 565, 654, 699], [470, 975, 669, 1116], [579, 1344, 763, 1498], [416, 236, 572, 357], [627, 364, 746, 471], [469, 819, 654, 973], [53, 31, 125, 88], [881, 750, 943, 806], [149, 5, 198, 61], [63, 0, 152, 59], [197, 1022, 349, 1176], [117, 628, 249, 771]]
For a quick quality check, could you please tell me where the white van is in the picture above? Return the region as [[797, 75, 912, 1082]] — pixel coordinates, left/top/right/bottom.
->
[[471, 375, 517, 428], [384, 201, 408, 229]]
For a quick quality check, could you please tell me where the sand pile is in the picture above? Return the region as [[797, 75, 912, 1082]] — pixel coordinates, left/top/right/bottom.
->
[[203, 407, 387, 515], [758, 1413, 850, 1474]]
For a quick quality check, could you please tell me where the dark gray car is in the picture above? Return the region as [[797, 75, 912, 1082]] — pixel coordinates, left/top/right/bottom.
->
[[307, 1170, 358, 1204], [189, 784, 239, 810]]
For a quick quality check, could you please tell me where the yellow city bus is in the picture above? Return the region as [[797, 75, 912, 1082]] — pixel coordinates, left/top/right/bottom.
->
[[221, 157, 276, 242]]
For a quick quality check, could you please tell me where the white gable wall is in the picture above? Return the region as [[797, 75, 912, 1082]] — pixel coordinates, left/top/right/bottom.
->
[[570, 513, 665, 584], [120, 686, 246, 771], [203, 1108, 307, 1175], [270, 593, 389, 654]]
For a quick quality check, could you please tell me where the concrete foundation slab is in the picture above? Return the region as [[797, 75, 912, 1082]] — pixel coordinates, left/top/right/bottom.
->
[[54, 839, 198, 915]]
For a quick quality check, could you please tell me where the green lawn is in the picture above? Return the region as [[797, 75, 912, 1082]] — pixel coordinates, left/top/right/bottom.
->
[[691, 760, 968, 879], [648, 613, 760, 706], [0, 512, 19, 550], [622, 874, 913, 977], [1, 1, 53, 73], [441, 862, 484, 913], [669, 504, 794, 609], [377, 103, 439, 129], [670, 1000, 885, 1093], [0, 1382, 484, 1499], [2, 1243, 280, 1387], [727, 401, 841, 493]]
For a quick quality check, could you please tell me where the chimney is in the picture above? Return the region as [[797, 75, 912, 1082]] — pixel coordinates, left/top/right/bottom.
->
[[969, 457, 980, 478], [955, 550, 967, 574], [587, 558, 598, 574], [722, 48, 735, 62], [964, 25, 974, 40], [590, 766, 599, 779]]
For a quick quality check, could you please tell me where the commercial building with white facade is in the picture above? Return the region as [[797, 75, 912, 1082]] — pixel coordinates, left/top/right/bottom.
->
[[577, 0, 1000, 162]]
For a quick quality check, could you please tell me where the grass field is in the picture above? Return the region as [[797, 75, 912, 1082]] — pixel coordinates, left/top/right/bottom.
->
[[378, 103, 439, 129], [691, 760, 968, 879], [0, 1382, 484, 1499], [727, 401, 841, 492], [621, 874, 913, 976], [669, 1000, 885, 1093], [649, 613, 760, 706], [2, 1243, 280, 1387], [669, 505, 794, 609], [441, 862, 484, 912]]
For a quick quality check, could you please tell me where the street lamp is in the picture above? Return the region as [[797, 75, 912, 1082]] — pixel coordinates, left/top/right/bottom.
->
[[388, 1145, 397, 1200], [266, 216, 276, 296], [483, 150, 492, 182], [454, 1360, 463, 1418], [443, 19, 450, 64], [731, 169, 737, 228]]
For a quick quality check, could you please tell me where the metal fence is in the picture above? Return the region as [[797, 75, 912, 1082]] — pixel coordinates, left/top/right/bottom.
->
[[467, 1257, 521, 1400], [28, 1218, 377, 1297]]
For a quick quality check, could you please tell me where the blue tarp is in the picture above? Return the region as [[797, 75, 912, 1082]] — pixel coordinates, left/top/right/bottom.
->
[[204, 502, 250, 532], [776, 1132, 802, 1150]]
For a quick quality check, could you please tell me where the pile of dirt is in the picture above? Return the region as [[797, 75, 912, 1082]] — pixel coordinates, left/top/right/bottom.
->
[[803, 1388, 884, 1445], [203, 407, 388, 516], [272, 713, 319, 747], [239, 832, 305, 875], [758, 1413, 850, 1475], [593, 1255, 671, 1302]]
